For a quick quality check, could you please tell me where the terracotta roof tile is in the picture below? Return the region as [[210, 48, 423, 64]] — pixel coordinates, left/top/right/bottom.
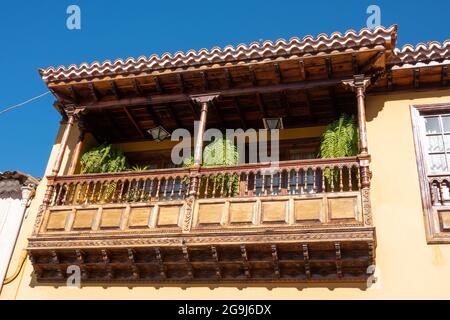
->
[[39, 25, 398, 83]]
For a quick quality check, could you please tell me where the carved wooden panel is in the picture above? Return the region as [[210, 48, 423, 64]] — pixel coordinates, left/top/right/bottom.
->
[[100, 208, 124, 229], [46, 210, 70, 231], [157, 205, 181, 227], [328, 196, 358, 222], [261, 200, 288, 224], [128, 206, 152, 229], [72, 209, 97, 230], [294, 199, 323, 223], [229, 201, 255, 225], [196, 203, 224, 227]]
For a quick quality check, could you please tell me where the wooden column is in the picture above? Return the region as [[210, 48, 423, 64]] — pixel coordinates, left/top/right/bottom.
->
[[67, 120, 85, 175], [354, 75, 370, 156], [183, 94, 218, 232], [193, 100, 209, 167]]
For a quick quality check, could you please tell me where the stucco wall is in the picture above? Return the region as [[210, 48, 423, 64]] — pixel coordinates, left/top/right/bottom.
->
[[2, 90, 450, 299]]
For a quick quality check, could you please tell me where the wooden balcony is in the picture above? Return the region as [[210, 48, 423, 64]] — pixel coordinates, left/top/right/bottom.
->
[[28, 157, 375, 284]]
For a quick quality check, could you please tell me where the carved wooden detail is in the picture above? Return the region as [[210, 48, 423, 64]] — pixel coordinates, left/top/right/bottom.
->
[[29, 157, 376, 283]]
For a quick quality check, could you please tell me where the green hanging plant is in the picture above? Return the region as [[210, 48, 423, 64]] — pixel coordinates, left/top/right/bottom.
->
[[79, 143, 129, 203], [319, 114, 358, 189], [319, 114, 358, 159], [184, 137, 240, 197], [80, 143, 129, 174]]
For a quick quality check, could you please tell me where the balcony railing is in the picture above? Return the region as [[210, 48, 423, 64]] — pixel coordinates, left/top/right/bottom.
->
[[29, 156, 375, 284], [49, 157, 361, 206]]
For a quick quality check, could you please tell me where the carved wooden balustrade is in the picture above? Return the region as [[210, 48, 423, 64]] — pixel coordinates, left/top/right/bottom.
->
[[428, 174, 450, 206], [28, 157, 375, 285]]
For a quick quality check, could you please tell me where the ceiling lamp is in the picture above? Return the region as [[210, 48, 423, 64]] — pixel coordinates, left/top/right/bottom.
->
[[263, 117, 284, 130], [147, 126, 171, 142]]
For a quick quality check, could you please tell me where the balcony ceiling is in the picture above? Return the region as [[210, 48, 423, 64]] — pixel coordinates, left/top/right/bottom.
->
[[38, 25, 449, 143]]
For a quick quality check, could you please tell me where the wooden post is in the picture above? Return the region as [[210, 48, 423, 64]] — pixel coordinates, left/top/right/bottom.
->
[[182, 94, 218, 232], [354, 75, 370, 156], [342, 76, 372, 226], [67, 120, 85, 175], [193, 100, 209, 167]]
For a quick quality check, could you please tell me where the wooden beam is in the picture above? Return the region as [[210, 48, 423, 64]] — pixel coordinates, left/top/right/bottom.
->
[[132, 78, 143, 96], [248, 66, 257, 86], [325, 57, 333, 79], [188, 100, 199, 119], [329, 87, 338, 117], [352, 53, 359, 74], [335, 243, 343, 278], [201, 72, 209, 91], [167, 103, 182, 128], [240, 245, 251, 279], [442, 65, 449, 87], [233, 97, 247, 130], [387, 69, 393, 89], [68, 85, 78, 103], [153, 76, 163, 93], [414, 68, 420, 88], [123, 107, 145, 137], [211, 246, 222, 280], [146, 104, 161, 127], [224, 68, 233, 89], [109, 81, 120, 99], [210, 99, 225, 131], [88, 83, 99, 101], [298, 60, 306, 80], [274, 63, 282, 83], [256, 93, 268, 118], [280, 90, 290, 116], [304, 89, 312, 117], [83, 77, 353, 110], [177, 73, 185, 93], [360, 51, 384, 74], [302, 244, 311, 280]]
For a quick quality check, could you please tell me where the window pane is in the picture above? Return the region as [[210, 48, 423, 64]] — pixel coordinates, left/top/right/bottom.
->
[[428, 153, 447, 172], [444, 135, 450, 152], [427, 135, 445, 152], [443, 116, 450, 132], [425, 117, 441, 134]]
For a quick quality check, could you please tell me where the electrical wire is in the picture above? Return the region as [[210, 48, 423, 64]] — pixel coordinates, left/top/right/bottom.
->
[[0, 91, 50, 116]]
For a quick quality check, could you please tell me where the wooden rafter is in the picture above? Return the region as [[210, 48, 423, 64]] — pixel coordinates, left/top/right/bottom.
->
[[68, 85, 78, 103], [352, 53, 359, 74], [81, 77, 356, 110], [360, 51, 384, 74], [256, 93, 268, 118], [414, 68, 420, 88], [223, 68, 233, 89], [210, 99, 225, 130], [123, 107, 145, 137], [201, 72, 209, 91], [167, 103, 182, 128], [153, 76, 163, 93], [146, 104, 161, 127], [233, 96, 247, 130], [132, 78, 143, 96], [274, 63, 282, 83], [442, 65, 448, 86], [88, 83, 99, 101], [177, 73, 185, 93], [298, 60, 306, 80], [325, 57, 333, 79], [109, 81, 120, 99], [248, 66, 257, 86]]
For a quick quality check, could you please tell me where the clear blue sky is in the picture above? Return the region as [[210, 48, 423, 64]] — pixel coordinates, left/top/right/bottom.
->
[[0, 0, 448, 177]]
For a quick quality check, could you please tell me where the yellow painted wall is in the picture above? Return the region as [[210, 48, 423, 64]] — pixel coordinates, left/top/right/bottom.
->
[[2, 90, 450, 299]]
